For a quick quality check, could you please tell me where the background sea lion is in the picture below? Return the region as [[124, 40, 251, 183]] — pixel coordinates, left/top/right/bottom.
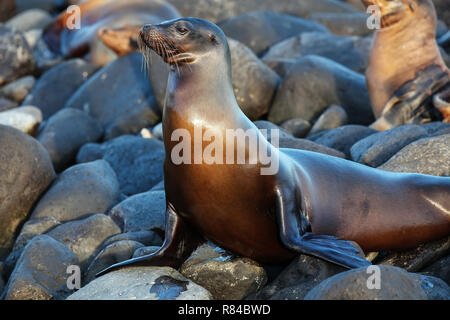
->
[[98, 18, 450, 277], [363, 0, 450, 130]]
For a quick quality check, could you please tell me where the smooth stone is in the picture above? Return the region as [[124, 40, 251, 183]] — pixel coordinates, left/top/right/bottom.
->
[[350, 125, 429, 167], [421, 256, 450, 285], [268, 55, 373, 125], [310, 125, 376, 158], [12, 216, 61, 252], [310, 12, 372, 36], [221, 11, 328, 56], [150, 180, 165, 192], [0, 97, 18, 112], [67, 267, 213, 300], [0, 25, 35, 86], [378, 134, 450, 176], [76, 135, 165, 196], [262, 32, 372, 74], [0, 75, 35, 103], [23, 29, 42, 50], [102, 231, 163, 250], [180, 243, 267, 300], [38, 108, 103, 172], [30, 160, 121, 223], [309, 105, 349, 135], [0, 105, 42, 134], [5, 9, 52, 32], [66, 53, 160, 138], [30, 31, 62, 73], [413, 274, 450, 300], [109, 190, 166, 233], [23, 59, 97, 119], [4, 235, 78, 300], [152, 122, 163, 141], [228, 38, 281, 120], [0, 125, 55, 258], [421, 122, 450, 135], [280, 118, 311, 138], [46, 214, 121, 270], [133, 246, 161, 258]]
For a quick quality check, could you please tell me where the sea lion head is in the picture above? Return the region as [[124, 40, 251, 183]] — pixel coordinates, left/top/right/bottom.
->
[[361, 0, 435, 28], [138, 17, 230, 68]]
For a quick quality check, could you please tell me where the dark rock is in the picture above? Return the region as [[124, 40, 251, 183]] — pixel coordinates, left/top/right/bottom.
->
[[309, 105, 349, 135], [378, 134, 450, 176], [0, 97, 17, 112], [15, 0, 66, 13], [76, 135, 165, 195], [13, 216, 61, 252], [310, 12, 372, 36], [102, 231, 163, 250], [0, 25, 34, 87], [421, 255, 450, 285], [30, 31, 63, 73], [5, 9, 52, 32], [4, 235, 78, 300], [221, 11, 328, 56], [38, 108, 103, 172], [0, 125, 55, 259], [350, 125, 429, 167], [280, 118, 311, 138], [23, 59, 97, 120], [268, 55, 373, 125], [228, 38, 281, 120], [0, 76, 35, 103], [433, 0, 450, 26], [0, 0, 15, 22], [310, 125, 376, 158], [66, 53, 161, 138], [30, 160, 121, 223], [109, 190, 166, 233]]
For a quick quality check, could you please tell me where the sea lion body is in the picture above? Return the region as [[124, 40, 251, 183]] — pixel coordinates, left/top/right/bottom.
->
[[98, 18, 450, 276], [363, 0, 450, 130]]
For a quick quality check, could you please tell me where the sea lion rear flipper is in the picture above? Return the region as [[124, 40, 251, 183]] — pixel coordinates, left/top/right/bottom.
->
[[96, 204, 204, 277], [275, 187, 371, 269]]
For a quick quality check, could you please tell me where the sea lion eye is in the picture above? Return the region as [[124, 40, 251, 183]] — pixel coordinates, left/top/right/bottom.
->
[[176, 26, 188, 35]]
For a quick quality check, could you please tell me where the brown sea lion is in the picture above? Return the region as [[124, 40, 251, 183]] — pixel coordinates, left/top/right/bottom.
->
[[363, 0, 450, 130], [98, 18, 450, 276]]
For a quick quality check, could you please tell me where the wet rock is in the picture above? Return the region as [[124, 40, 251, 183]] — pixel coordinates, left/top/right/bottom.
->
[[30, 160, 121, 223], [221, 11, 328, 56], [109, 190, 166, 233], [378, 134, 450, 176], [280, 118, 311, 138], [102, 231, 163, 249], [5, 9, 52, 32], [38, 108, 103, 172], [0, 106, 42, 134], [66, 53, 160, 138], [309, 105, 349, 135], [350, 125, 429, 167], [248, 254, 345, 300], [304, 265, 429, 300], [180, 243, 267, 300], [268, 55, 373, 125], [228, 38, 280, 120], [76, 135, 165, 196], [310, 125, 376, 158], [421, 256, 450, 285], [0, 0, 15, 22], [12, 216, 61, 252], [262, 32, 372, 74], [0, 76, 35, 103], [46, 214, 121, 270], [0, 97, 17, 112], [0, 125, 55, 258], [23, 59, 97, 119], [310, 12, 372, 36], [0, 25, 35, 86], [4, 235, 78, 300], [133, 246, 160, 258], [67, 267, 212, 300]]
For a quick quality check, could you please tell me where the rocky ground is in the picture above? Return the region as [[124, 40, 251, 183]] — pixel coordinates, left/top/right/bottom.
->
[[0, 0, 449, 300]]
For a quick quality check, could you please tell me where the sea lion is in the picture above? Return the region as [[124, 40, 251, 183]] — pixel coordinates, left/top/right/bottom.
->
[[363, 0, 450, 130], [98, 18, 450, 276]]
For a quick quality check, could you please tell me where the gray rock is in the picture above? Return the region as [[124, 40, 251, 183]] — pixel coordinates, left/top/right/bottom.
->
[[66, 53, 160, 139], [413, 274, 450, 300], [280, 118, 311, 138], [0, 106, 42, 134], [4, 235, 78, 300], [76, 135, 165, 195], [0, 25, 34, 86], [38, 108, 103, 172], [13, 216, 61, 252], [378, 134, 450, 176], [67, 267, 212, 300], [133, 246, 161, 258], [152, 122, 163, 141], [249, 254, 346, 300], [350, 125, 429, 167], [262, 32, 372, 74], [30, 31, 62, 73], [0, 76, 35, 103], [421, 122, 450, 135], [23, 59, 97, 119], [102, 231, 163, 249], [150, 180, 165, 191], [0, 125, 55, 258], [268, 55, 373, 125], [421, 255, 450, 285], [15, 0, 65, 13], [5, 9, 52, 32], [228, 38, 281, 120], [309, 105, 349, 135], [310, 125, 376, 158], [30, 160, 121, 223], [180, 243, 267, 300], [434, 0, 450, 26], [304, 265, 429, 300], [0, 97, 17, 112], [310, 12, 373, 36], [221, 11, 328, 56], [46, 214, 121, 270]]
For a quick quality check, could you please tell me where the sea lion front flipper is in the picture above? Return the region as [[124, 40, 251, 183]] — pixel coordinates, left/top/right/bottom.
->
[[275, 187, 371, 269], [96, 203, 204, 277]]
